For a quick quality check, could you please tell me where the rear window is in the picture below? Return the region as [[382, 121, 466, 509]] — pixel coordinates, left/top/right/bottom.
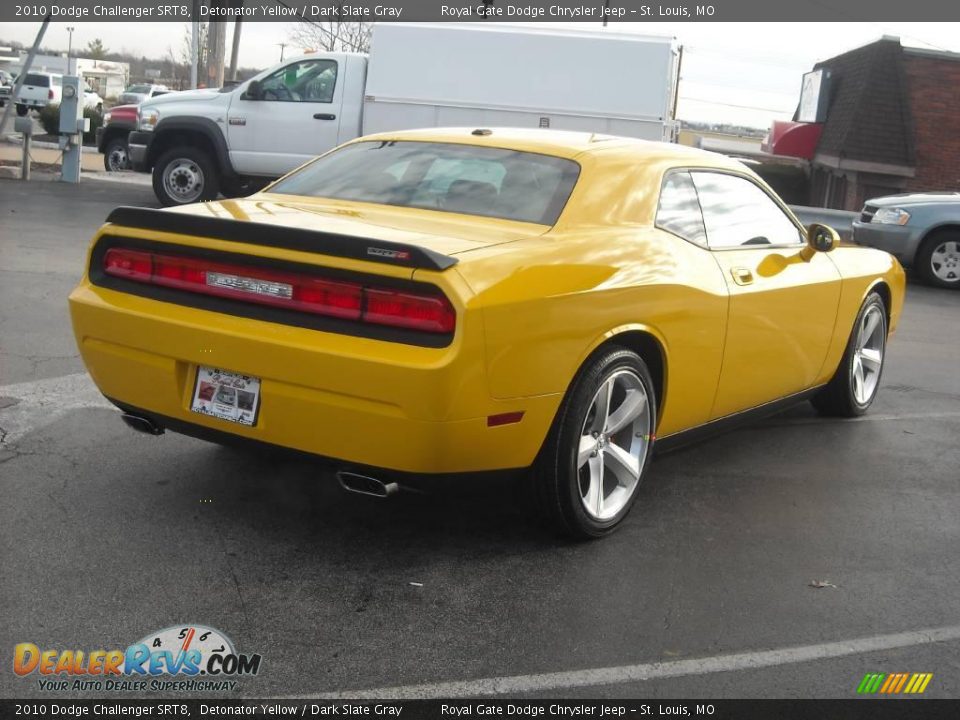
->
[[269, 141, 580, 225], [24, 74, 49, 87], [126, 84, 151, 93]]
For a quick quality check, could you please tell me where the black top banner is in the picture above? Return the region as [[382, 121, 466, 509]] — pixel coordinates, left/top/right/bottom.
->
[[4, 0, 960, 23]]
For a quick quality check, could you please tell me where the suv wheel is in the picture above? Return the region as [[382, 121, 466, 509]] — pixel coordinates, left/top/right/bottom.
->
[[916, 232, 960, 288], [16, 104, 27, 117], [153, 147, 220, 206]]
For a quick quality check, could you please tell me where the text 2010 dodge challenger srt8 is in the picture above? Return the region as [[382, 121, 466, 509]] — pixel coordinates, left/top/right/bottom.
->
[[69, 128, 905, 537]]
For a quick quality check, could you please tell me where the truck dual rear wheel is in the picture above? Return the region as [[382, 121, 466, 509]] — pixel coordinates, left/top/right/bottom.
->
[[153, 147, 220, 206], [534, 347, 656, 539]]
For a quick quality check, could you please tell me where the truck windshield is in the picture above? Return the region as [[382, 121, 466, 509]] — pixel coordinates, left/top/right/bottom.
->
[[269, 141, 581, 225]]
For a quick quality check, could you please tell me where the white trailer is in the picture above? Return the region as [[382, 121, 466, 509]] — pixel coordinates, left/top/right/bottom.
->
[[363, 24, 681, 142]]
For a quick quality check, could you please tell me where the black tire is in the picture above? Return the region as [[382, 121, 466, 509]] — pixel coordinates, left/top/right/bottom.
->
[[102, 137, 129, 172], [811, 292, 887, 417], [152, 146, 220, 207], [915, 231, 960, 288], [16, 103, 27, 117], [533, 347, 657, 539]]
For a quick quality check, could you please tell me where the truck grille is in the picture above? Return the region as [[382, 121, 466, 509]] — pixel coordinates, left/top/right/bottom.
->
[[860, 205, 878, 223]]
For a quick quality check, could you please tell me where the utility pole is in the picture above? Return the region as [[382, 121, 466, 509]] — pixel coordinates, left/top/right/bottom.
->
[[206, 19, 227, 88], [228, 18, 242, 81], [66, 26, 75, 73], [277, 43, 287, 62], [1, 15, 50, 138], [190, 0, 199, 89]]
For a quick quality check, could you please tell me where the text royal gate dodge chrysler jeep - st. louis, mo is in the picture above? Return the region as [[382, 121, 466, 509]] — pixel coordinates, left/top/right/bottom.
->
[[69, 128, 905, 538]]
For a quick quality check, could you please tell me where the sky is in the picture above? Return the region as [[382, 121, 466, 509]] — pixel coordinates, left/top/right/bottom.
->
[[2, 21, 959, 128]]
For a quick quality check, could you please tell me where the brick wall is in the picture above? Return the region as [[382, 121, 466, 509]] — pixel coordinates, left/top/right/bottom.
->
[[903, 55, 960, 192]]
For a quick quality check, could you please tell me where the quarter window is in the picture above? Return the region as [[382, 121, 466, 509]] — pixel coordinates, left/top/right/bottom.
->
[[691, 172, 802, 249], [258, 59, 337, 103], [656, 171, 707, 247]]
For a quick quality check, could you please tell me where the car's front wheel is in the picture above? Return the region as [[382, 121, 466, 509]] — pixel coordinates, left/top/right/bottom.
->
[[153, 147, 219, 206], [916, 232, 960, 288], [812, 292, 887, 417], [103, 138, 129, 172], [534, 347, 656, 539]]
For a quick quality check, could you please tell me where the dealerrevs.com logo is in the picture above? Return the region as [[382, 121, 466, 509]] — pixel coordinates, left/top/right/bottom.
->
[[14, 625, 262, 693]]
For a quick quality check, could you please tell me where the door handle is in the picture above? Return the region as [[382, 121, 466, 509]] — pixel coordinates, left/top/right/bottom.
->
[[731, 267, 754, 286], [313, 113, 336, 120]]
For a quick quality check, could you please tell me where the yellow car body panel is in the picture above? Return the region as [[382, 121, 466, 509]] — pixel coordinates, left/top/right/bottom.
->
[[68, 128, 906, 474]]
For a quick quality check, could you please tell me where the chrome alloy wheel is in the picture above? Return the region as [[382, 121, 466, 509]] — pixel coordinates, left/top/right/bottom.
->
[[852, 305, 885, 405], [163, 158, 205, 203], [930, 240, 960, 283], [576, 369, 652, 521]]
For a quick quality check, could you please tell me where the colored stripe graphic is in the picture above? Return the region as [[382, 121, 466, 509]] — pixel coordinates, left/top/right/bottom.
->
[[858, 672, 932, 694]]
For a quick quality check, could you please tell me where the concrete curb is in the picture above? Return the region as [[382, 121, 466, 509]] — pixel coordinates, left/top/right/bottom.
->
[[81, 170, 152, 186]]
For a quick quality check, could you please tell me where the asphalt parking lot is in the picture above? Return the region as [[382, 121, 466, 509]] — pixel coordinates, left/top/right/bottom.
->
[[1, 177, 959, 701]]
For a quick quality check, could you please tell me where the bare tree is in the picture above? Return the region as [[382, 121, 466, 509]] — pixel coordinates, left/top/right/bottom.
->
[[288, 21, 373, 54]]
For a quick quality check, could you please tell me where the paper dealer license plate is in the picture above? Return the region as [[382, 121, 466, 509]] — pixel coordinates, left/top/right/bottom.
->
[[190, 366, 261, 426]]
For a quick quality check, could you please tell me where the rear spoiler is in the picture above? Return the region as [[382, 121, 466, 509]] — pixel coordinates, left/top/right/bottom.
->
[[104, 206, 458, 272]]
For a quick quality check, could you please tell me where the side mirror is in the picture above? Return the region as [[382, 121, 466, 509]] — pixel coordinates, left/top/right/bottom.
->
[[243, 80, 262, 100], [801, 223, 840, 261]]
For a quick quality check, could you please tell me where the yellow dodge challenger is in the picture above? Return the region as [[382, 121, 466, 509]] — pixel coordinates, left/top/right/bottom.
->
[[69, 128, 905, 537]]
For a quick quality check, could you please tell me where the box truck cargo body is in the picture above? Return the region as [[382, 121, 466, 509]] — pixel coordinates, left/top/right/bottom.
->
[[363, 24, 681, 142]]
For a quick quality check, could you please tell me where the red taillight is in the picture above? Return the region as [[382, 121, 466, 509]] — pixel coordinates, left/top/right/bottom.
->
[[48, 89, 54, 100], [102, 247, 454, 334], [365, 288, 456, 334]]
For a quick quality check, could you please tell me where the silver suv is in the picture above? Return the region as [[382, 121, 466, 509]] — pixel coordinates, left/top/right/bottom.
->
[[853, 192, 960, 288]]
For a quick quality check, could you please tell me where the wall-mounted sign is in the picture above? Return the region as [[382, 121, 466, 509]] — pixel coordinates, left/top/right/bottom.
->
[[798, 69, 832, 123]]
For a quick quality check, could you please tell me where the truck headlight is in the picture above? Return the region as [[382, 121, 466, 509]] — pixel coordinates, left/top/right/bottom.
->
[[138, 108, 160, 132], [872, 207, 911, 225]]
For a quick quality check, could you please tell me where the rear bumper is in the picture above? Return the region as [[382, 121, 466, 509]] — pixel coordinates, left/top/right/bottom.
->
[[68, 282, 560, 475], [852, 221, 922, 266]]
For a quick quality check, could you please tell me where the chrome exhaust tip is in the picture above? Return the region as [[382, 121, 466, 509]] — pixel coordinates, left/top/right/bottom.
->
[[120, 413, 165, 436], [336, 471, 399, 499]]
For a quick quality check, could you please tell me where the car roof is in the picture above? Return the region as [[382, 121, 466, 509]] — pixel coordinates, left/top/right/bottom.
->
[[353, 127, 742, 169]]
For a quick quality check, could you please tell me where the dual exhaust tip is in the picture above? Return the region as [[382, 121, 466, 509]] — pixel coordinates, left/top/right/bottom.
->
[[336, 471, 400, 499], [121, 412, 404, 499]]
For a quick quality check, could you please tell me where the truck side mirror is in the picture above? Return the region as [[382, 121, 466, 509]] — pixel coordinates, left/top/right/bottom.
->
[[243, 80, 263, 100]]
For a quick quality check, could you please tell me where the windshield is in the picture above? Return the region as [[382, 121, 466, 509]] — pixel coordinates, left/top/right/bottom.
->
[[270, 141, 580, 225], [126, 84, 151, 93]]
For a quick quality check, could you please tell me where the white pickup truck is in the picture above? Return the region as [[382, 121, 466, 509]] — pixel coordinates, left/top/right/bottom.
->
[[129, 24, 681, 206]]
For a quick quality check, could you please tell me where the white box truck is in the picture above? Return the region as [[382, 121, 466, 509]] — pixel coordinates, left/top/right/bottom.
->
[[128, 24, 681, 206]]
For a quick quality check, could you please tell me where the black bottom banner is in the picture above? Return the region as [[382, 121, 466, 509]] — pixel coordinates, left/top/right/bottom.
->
[[2, 700, 959, 720]]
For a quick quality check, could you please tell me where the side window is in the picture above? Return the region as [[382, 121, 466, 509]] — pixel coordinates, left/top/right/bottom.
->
[[691, 172, 802, 249], [259, 59, 337, 103], [656, 171, 707, 247]]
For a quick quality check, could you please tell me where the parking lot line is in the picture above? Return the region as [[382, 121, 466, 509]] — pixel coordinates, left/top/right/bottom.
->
[[0, 372, 111, 446], [293, 624, 960, 699]]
